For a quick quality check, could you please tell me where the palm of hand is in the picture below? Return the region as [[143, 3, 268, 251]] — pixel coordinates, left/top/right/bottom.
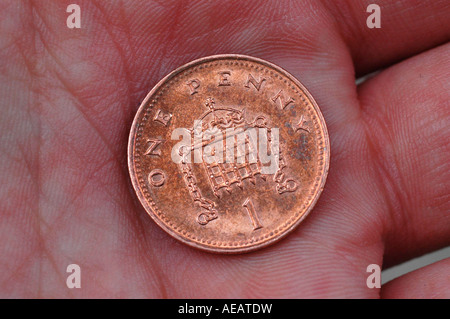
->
[[0, 0, 448, 298]]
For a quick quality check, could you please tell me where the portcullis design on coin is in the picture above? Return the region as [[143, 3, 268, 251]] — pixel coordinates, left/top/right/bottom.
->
[[128, 55, 329, 253]]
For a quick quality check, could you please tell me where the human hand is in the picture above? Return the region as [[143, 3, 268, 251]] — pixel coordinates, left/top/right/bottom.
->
[[0, 0, 448, 298]]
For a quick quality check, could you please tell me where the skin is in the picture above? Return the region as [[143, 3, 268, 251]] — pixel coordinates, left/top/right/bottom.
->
[[0, 0, 448, 298]]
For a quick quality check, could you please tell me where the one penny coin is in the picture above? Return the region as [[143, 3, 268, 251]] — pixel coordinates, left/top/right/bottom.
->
[[128, 54, 329, 253]]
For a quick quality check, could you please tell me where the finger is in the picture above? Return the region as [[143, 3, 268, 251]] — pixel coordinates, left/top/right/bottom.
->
[[323, 0, 450, 76], [381, 258, 450, 298], [358, 43, 450, 267]]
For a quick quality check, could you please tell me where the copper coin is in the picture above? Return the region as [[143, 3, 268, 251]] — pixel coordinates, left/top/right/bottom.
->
[[128, 54, 329, 253]]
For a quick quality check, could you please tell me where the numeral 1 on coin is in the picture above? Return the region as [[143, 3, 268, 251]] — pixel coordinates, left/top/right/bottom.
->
[[242, 198, 263, 230]]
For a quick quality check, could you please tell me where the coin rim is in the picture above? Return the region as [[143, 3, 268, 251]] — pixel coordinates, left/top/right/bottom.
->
[[128, 54, 330, 254]]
